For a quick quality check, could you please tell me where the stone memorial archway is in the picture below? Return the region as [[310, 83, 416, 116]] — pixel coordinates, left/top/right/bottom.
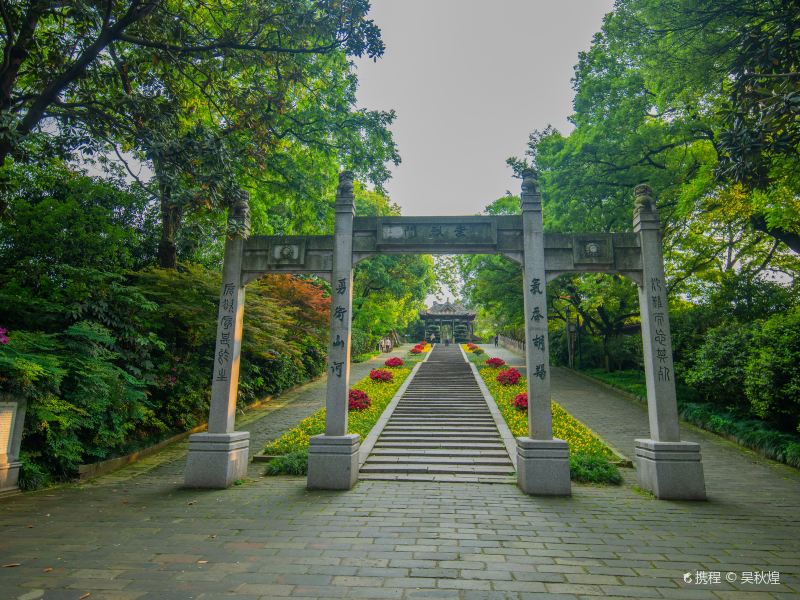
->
[[184, 172, 706, 500]]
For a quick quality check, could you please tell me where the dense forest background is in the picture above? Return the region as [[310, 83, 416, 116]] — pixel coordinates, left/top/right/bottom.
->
[[1, 0, 798, 486], [0, 0, 436, 487], [459, 0, 800, 463]]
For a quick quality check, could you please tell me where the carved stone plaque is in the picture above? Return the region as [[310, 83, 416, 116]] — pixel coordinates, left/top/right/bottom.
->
[[377, 218, 496, 247], [572, 235, 614, 265], [0, 403, 15, 456], [268, 239, 307, 266]]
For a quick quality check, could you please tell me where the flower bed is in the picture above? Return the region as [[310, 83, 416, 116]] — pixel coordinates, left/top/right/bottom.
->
[[409, 342, 432, 356], [485, 357, 506, 368], [264, 366, 412, 466], [462, 345, 622, 484], [384, 357, 404, 368]]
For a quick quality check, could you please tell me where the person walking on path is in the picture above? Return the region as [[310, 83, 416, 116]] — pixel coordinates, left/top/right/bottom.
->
[[494, 334, 499, 347], [429, 333, 436, 345]]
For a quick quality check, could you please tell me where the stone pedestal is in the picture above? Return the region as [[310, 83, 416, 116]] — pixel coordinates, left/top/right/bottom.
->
[[516, 437, 571, 496], [184, 431, 250, 489], [307, 434, 360, 490], [0, 398, 26, 497], [0, 461, 21, 497], [635, 439, 706, 500]]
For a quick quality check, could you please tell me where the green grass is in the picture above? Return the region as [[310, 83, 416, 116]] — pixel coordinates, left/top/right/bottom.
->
[[582, 368, 647, 399], [579, 368, 800, 470], [352, 352, 379, 363]]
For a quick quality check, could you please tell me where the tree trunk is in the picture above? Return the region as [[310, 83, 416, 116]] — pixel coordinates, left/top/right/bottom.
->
[[153, 156, 180, 269], [158, 199, 181, 269]]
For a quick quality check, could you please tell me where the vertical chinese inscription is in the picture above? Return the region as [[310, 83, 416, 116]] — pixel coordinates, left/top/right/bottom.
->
[[650, 277, 670, 382], [214, 283, 237, 383], [330, 278, 348, 377]]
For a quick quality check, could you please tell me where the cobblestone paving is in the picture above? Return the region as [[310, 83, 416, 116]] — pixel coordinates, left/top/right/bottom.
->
[[1, 346, 799, 600]]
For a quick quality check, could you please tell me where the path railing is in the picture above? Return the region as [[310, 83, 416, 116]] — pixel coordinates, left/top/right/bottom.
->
[[498, 334, 525, 353]]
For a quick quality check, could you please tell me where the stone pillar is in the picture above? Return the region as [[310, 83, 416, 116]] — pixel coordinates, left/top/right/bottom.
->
[[516, 174, 571, 496], [0, 396, 27, 497], [633, 184, 706, 500], [184, 191, 251, 489], [307, 172, 360, 490]]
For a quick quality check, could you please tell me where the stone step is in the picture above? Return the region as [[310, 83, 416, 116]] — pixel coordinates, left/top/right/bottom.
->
[[365, 456, 512, 466], [359, 473, 516, 484], [360, 344, 513, 484], [370, 448, 510, 457], [374, 442, 507, 450], [360, 464, 515, 475]]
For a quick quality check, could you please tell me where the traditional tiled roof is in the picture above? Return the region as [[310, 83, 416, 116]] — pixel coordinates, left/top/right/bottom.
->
[[420, 300, 475, 319]]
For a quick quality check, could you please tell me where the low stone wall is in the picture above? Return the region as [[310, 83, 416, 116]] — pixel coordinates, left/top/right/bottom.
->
[[498, 334, 525, 354]]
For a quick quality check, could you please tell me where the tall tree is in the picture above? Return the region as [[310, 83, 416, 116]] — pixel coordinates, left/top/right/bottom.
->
[[0, 1, 398, 269]]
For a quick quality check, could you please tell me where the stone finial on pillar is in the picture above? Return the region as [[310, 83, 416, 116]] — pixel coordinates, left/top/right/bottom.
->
[[632, 183, 706, 500], [516, 172, 571, 496], [184, 188, 251, 488], [307, 170, 360, 490]]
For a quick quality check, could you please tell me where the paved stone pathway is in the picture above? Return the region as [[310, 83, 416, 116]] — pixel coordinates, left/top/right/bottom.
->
[[361, 346, 514, 483], [1, 344, 799, 600]]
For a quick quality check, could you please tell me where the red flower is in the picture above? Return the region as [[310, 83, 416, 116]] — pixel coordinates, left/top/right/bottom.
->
[[349, 389, 371, 411], [513, 393, 528, 411], [410, 347, 422, 355], [370, 369, 394, 382], [466, 342, 478, 350], [496, 367, 521, 386], [0, 327, 8, 345], [384, 357, 404, 368], [485, 357, 506, 368]]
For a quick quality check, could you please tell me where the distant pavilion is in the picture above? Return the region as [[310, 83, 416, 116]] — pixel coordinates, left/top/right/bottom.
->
[[420, 300, 476, 343]]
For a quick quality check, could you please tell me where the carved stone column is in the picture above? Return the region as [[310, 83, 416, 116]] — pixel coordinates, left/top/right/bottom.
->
[[185, 191, 251, 488], [633, 184, 706, 500], [307, 172, 360, 490], [516, 174, 571, 496], [0, 396, 27, 497]]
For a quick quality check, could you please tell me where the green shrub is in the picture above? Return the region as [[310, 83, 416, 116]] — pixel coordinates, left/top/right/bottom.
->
[[570, 454, 623, 485], [684, 323, 755, 411], [264, 450, 309, 476], [745, 307, 800, 432]]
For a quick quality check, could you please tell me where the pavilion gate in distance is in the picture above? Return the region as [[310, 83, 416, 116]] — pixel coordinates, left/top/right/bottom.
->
[[183, 172, 706, 500], [421, 300, 475, 343]]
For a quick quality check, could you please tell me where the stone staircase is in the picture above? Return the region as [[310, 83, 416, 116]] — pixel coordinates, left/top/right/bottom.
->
[[360, 345, 515, 483]]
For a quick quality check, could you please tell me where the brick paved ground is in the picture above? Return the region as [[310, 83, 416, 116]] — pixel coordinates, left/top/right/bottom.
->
[[1, 345, 799, 600]]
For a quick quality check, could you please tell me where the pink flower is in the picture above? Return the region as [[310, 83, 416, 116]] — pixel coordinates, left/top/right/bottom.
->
[[0, 328, 9, 345]]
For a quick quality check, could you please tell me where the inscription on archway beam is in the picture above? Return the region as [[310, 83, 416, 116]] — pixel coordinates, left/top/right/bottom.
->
[[240, 215, 643, 285]]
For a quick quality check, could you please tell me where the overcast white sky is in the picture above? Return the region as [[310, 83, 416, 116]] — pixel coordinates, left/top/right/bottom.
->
[[354, 0, 615, 216]]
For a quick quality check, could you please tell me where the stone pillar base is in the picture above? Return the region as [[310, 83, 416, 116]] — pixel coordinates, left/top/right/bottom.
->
[[0, 461, 21, 495], [516, 437, 571, 496], [635, 439, 706, 500], [184, 431, 250, 489], [307, 434, 360, 490]]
